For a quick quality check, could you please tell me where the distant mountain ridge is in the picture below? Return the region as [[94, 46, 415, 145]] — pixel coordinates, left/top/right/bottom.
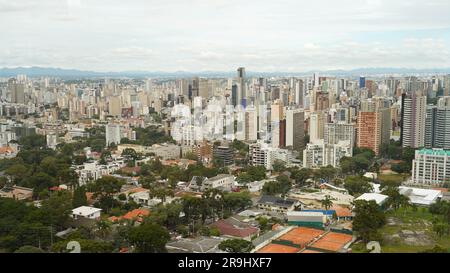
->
[[1, 66, 450, 78]]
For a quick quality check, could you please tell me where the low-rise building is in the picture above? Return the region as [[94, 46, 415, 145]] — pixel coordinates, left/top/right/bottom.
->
[[257, 195, 298, 213], [74, 159, 126, 185], [0, 185, 33, 200], [201, 174, 235, 192], [355, 193, 388, 206], [287, 211, 326, 229], [117, 143, 180, 160], [210, 217, 260, 241], [398, 186, 442, 206], [71, 206, 102, 220]]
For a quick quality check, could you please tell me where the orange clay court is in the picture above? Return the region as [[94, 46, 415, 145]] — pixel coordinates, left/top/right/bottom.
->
[[278, 227, 325, 248], [300, 249, 323, 253], [310, 232, 353, 252], [257, 243, 300, 253]]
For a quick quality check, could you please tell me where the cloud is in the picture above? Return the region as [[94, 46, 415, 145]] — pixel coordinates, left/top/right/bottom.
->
[[0, 0, 449, 71]]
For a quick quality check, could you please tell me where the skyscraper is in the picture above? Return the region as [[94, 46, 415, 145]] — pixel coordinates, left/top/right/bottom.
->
[[294, 79, 304, 107], [8, 79, 25, 104], [237, 67, 246, 107], [105, 123, 121, 147], [245, 105, 258, 141], [199, 78, 209, 99], [400, 93, 427, 148], [444, 75, 450, 96], [231, 84, 238, 107], [324, 122, 355, 149], [271, 99, 283, 148], [313, 73, 319, 88], [357, 111, 381, 155], [359, 76, 366, 89], [425, 97, 450, 149], [285, 108, 305, 152], [309, 111, 325, 143], [191, 77, 200, 98]]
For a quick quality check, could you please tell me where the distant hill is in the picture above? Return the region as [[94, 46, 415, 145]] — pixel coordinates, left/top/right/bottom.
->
[[1, 66, 450, 78]]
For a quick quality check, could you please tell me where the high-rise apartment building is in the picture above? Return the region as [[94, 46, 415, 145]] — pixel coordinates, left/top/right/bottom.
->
[[309, 111, 325, 143], [357, 111, 381, 155], [324, 122, 355, 154], [199, 78, 209, 99], [444, 75, 450, 96], [237, 67, 246, 107], [303, 139, 352, 168], [108, 96, 122, 117], [400, 93, 426, 148], [285, 108, 305, 152], [271, 100, 284, 148], [105, 123, 121, 147], [425, 97, 450, 149], [8, 79, 25, 104], [245, 105, 258, 141], [412, 148, 450, 185]]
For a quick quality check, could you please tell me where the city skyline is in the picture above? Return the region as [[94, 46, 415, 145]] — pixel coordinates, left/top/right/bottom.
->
[[1, 0, 450, 72]]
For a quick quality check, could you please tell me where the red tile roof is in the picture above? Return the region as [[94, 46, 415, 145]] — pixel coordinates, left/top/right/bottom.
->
[[109, 209, 150, 223], [210, 219, 259, 238], [331, 205, 353, 218]]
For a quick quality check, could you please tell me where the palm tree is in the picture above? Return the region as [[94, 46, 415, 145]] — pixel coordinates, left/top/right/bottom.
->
[[320, 195, 333, 211]]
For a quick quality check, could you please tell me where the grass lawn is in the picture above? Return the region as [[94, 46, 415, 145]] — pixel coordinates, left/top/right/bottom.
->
[[378, 173, 409, 184], [351, 207, 450, 253]]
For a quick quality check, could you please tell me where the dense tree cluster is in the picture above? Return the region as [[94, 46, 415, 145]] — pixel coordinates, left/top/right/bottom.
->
[[352, 200, 386, 243]]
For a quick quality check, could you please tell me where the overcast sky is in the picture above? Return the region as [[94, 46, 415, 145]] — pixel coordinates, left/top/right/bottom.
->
[[1, 0, 450, 72]]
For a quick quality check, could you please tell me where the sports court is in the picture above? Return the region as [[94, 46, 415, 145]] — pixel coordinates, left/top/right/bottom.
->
[[277, 227, 325, 248], [309, 232, 353, 252], [257, 243, 300, 253]]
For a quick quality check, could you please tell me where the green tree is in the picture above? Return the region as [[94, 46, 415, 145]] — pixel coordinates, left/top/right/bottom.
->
[[218, 239, 254, 253], [122, 148, 138, 167], [40, 156, 58, 177], [72, 186, 88, 208], [272, 160, 286, 173], [95, 220, 112, 239], [35, 190, 73, 228], [294, 168, 313, 186], [344, 176, 373, 196], [128, 222, 170, 253], [352, 200, 386, 243], [320, 195, 334, 211], [57, 168, 79, 190], [433, 221, 449, 238], [90, 176, 124, 213], [52, 239, 114, 253], [382, 186, 410, 210], [5, 164, 28, 184], [14, 245, 45, 253]]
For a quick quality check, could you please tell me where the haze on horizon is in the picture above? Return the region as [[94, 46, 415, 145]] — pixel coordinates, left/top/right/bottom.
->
[[1, 0, 450, 72]]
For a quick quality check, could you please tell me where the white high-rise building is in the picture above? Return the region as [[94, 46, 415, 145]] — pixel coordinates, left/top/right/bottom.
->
[[303, 140, 352, 169], [105, 123, 121, 147], [412, 148, 450, 185], [309, 111, 325, 144], [401, 93, 426, 148], [324, 122, 355, 153], [271, 100, 283, 148], [245, 105, 258, 141]]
